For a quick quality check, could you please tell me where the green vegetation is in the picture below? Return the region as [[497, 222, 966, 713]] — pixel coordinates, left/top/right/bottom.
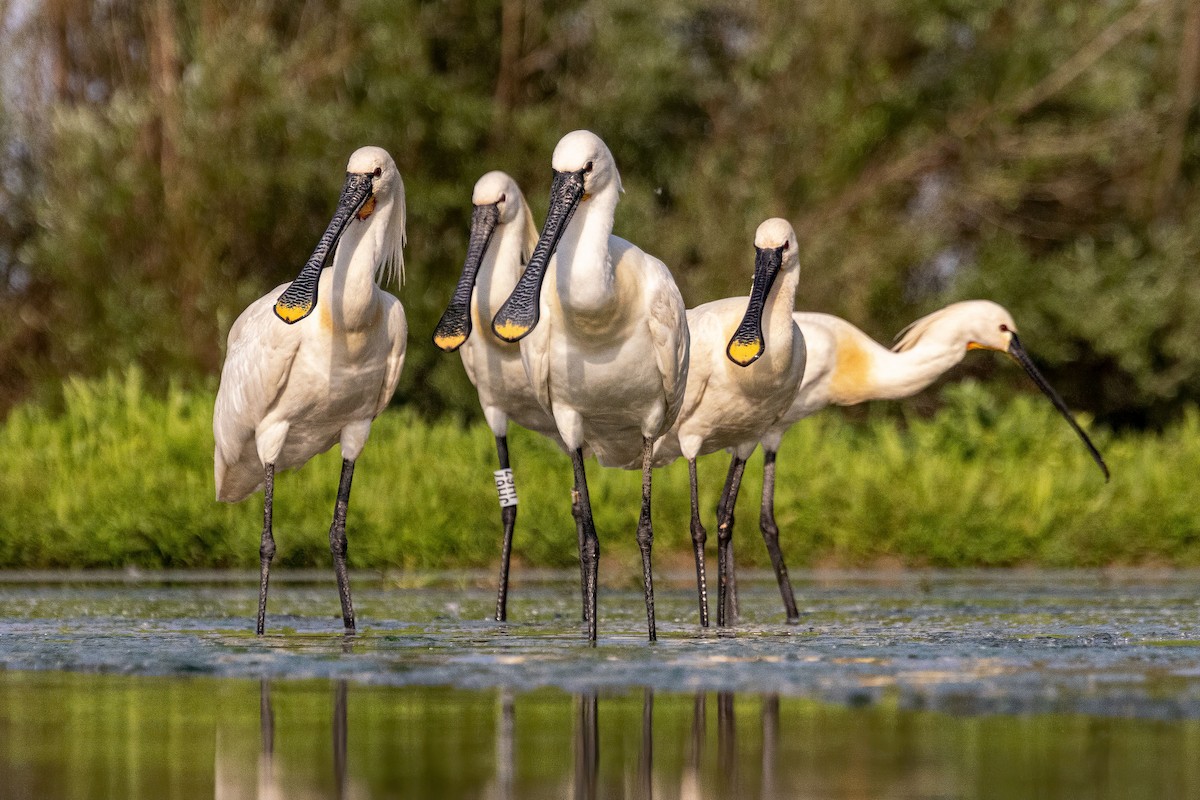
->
[[1, 371, 1194, 571], [3, 1, 1200, 426]]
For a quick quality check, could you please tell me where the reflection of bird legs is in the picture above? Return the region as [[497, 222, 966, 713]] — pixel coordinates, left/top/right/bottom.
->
[[494, 690, 515, 800], [680, 692, 706, 800], [333, 681, 348, 800], [639, 689, 654, 798], [718, 692, 737, 796], [573, 693, 599, 800], [761, 695, 780, 800], [258, 680, 275, 797]]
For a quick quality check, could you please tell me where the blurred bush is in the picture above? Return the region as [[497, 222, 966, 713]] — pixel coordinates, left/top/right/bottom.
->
[[2, 0, 1200, 427]]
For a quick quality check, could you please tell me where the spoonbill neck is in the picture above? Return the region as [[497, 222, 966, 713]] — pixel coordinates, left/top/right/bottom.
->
[[553, 184, 620, 314], [324, 201, 391, 330], [871, 334, 969, 400], [476, 218, 531, 322]]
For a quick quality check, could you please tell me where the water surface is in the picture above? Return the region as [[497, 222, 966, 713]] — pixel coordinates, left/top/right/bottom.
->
[[2, 570, 1199, 798]]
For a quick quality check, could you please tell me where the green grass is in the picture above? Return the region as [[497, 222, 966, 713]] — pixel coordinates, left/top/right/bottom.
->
[[0, 370, 1196, 571]]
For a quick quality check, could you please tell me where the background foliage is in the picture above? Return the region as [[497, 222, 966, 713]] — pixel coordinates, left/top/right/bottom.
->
[[2, 0, 1200, 426]]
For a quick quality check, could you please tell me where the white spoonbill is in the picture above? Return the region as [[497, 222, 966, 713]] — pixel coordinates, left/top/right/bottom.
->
[[432, 170, 566, 622], [745, 300, 1110, 621], [491, 130, 689, 643], [652, 218, 806, 628], [213, 146, 408, 635]]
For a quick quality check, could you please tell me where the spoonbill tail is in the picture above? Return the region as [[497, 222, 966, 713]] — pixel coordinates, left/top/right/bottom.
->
[[213, 146, 408, 635], [491, 130, 690, 643], [746, 300, 1110, 621], [433, 171, 571, 622], [652, 218, 806, 627]]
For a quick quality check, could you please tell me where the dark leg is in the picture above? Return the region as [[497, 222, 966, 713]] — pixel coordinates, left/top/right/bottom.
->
[[572, 489, 588, 622], [494, 435, 519, 622], [574, 693, 599, 800], [257, 463, 276, 636], [571, 449, 600, 643], [329, 459, 357, 633], [636, 437, 657, 642], [688, 459, 710, 627], [760, 448, 800, 623], [716, 456, 746, 628]]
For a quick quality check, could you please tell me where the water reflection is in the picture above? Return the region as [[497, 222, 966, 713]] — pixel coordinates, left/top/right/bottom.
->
[[245, 681, 785, 799], [4, 671, 1199, 800]]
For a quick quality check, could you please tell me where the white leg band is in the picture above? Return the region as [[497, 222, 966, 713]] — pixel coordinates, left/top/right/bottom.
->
[[494, 468, 518, 508]]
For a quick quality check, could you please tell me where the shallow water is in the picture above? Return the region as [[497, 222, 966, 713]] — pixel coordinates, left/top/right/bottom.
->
[[2, 570, 1200, 798]]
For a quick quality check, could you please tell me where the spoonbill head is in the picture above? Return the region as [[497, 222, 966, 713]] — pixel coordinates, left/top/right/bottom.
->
[[726, 217, 801, 367], [274, 146, 406, 325], [491, 130, 623, 342], [433, 171, 537, 352], [894, 300, 1108, 480]]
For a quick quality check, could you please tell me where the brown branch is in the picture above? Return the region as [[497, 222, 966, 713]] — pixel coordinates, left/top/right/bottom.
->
[[1153, 0, 1200, 215], [795, 0, 1164, 239]]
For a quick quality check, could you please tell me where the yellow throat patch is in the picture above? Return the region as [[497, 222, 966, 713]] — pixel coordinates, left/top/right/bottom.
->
[[727, 338, 763, 367]]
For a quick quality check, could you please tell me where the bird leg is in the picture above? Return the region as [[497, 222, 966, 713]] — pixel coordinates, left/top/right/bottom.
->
[[571, 449, 600, 643], [256, 463, 276, 636], [329, 458, 357, 633], [493, 435, 519, 622], [716, 455, 746, 627], [688, 459, 710, 627], [760, 448, 800, 623], [636, 437, 657, 642], [572, 489, 588, 623]]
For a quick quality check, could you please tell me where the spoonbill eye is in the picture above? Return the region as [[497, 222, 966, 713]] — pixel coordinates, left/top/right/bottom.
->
[[498, 193, 506, 203], [584, 161, 594, 174], [782, 241, 790, 251], [373, 167, 382, 177], [1000, 324, 1009, 332]]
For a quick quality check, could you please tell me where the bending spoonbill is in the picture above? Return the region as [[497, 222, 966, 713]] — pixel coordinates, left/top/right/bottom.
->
[[491, 130, 689, 643], [214, 146, 407, 635], [652, 218, 806, 628], [746, 300, 1110, 621], [432, 170, 565, 622]]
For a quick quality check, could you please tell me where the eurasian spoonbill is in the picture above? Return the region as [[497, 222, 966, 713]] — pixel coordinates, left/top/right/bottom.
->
[[745, 300, 1109, 621], [432, 171, 571, 622], [491, 130, 690, 643], [652, 218, 806, 627], [214, 146, 407, 635]]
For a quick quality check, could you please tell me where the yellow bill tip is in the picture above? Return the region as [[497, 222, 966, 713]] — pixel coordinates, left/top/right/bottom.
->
[[727, 339, 763, 367], [433, 332, 467, 352], [493, 320, 530, 341], [274, 302, 311, 324]]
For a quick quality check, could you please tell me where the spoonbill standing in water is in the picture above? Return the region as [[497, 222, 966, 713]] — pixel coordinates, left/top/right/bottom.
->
[[432, 171, 568, 622], [213, 146, 408, 635], [491, 130, 689, 643], [652, 218, 806, 628], [742, 300, 1110, 622]]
